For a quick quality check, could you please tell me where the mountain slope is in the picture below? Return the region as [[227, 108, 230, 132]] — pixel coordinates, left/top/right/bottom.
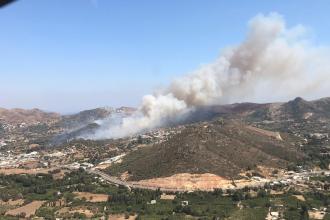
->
[[108, 119, 303, 181], [57, 107, 114, 129]]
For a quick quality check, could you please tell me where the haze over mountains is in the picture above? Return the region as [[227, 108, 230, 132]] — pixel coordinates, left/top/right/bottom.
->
[[1, 96, 330, 142]]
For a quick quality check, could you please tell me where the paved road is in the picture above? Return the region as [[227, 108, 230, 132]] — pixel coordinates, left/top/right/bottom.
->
[[87, 169, 129, 187]]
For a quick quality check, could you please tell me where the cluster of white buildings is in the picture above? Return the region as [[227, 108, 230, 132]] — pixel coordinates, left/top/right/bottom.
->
[[0, 151, 40, 168], [309, 133, 329, 140], [65, 162, 94, 170]]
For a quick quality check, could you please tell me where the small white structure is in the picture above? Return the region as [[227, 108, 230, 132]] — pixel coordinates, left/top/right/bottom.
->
[[47, 151, 66, 158], [0, 141, 7, 147], [149, 200, 156, 205], [270, 212, 279, 217], [81, 162, 94, 169], [66, 162, 80, 170], [252, 176, 262, 181], [25, 151, 39, 158], [181, 201, 189, 206], [100, 154, 126, 165]]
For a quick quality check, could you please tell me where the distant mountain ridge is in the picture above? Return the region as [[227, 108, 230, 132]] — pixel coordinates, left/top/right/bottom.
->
[[0, 106, 136, 126], [0, 108, 60, 125], [185, 97, 330, 124]]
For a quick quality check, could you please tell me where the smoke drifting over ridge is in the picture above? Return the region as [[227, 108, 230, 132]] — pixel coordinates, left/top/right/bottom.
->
[[90, 13, 330, 139]]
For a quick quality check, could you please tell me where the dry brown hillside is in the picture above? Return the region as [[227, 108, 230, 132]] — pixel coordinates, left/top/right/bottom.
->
[[0, 108, 60, 125], [107, 119, 303, 181]]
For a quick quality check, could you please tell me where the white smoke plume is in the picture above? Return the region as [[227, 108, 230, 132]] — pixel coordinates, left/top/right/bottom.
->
[[90, 12, 330, 139]]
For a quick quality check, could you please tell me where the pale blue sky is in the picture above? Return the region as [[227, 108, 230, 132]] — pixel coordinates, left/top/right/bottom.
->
[[1, 0, 329, 113]]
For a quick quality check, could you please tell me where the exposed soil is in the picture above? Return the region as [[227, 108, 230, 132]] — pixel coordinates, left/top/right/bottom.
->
[[57, 206, 95, 218], [160, 194, 176, 200], [130, 173, 263, 191], [73, 192, 109, 202], [5, 200, 45, 218], [108, 214, 137, 220], [294, 195, 306, 201], [246, 125, 283, 140], [0, 168, 50, 175], [0, 199, 24, 206], [308, 210, 326, 219]]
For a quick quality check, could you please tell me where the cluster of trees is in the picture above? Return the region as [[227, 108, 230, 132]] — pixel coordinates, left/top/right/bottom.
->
[[109, 188, 161, 206], [0, 173, 55, 201], [308, 191, 329, 207]]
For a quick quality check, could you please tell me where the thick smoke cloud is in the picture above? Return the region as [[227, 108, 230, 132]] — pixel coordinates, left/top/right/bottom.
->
[[90, 13, 330, 139]]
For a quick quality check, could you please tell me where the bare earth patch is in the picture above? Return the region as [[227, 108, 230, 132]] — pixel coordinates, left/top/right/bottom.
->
[[95, 163, 111, 170], [246, 125, 283, 140], [130, 173, 268, 191], [0, 168, 49, 175], [294, 195, 306, 201], [56, 207, 70, 215], [108, 214, 137, 220], [5, 200, 45, 218], [131, 173, 228, 191], [120, 171, 132, 181], [308, 210, 326, 219], [73, 192, 109, 202], [56, 206, 95, 218], [0, 199, 24, 206], [160, 194, 176, 200], [270, 190, 284, 195], [256, 166, 285, 178]]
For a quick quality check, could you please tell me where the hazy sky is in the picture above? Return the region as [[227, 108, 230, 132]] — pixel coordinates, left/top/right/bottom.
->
[[1, 0, 329, 113]]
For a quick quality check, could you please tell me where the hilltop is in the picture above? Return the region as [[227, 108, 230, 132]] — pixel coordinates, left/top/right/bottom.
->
[[107, 119, 303, 181]]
